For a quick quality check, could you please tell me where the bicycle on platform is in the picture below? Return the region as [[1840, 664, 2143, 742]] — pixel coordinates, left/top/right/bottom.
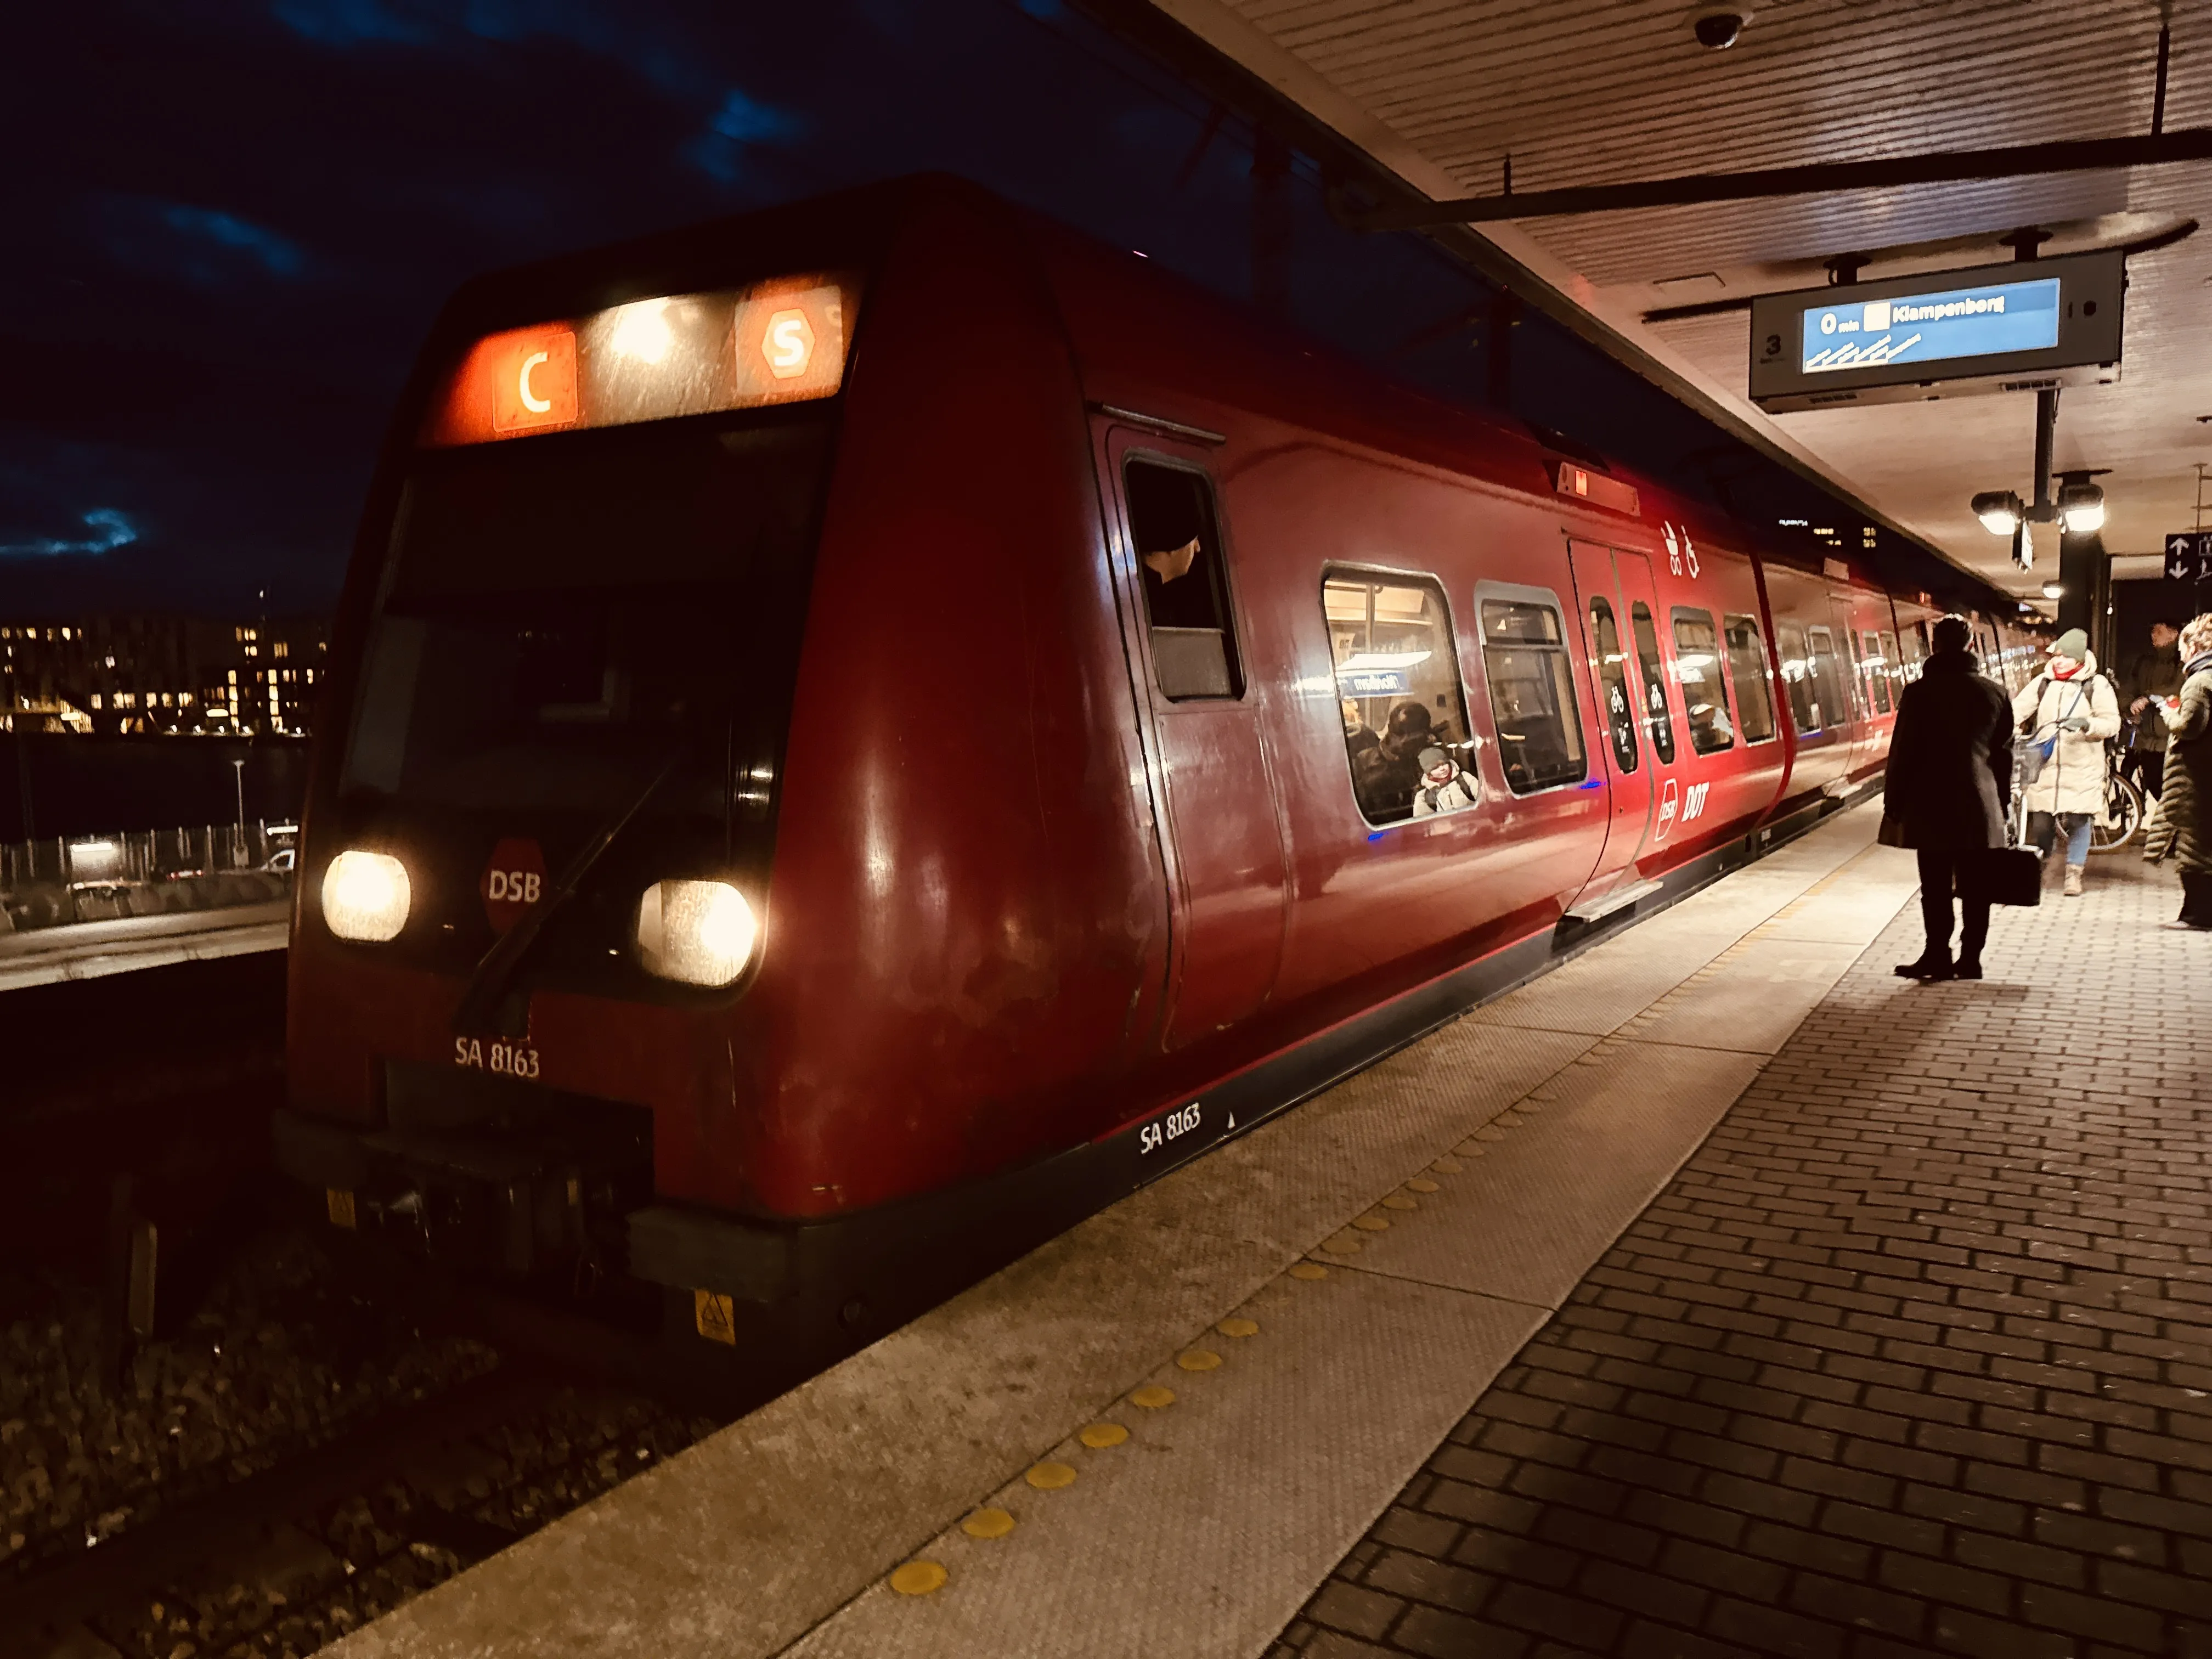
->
[[2010, 719, 2143, 855], [2091, 746, 2147, 854]]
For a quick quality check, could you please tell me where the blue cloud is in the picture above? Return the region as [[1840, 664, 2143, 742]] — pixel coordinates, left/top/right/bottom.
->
[[272, 0, 433, 45], [160, 205, 308, 278], [689, 89, 805, 183], [0, 510, 140, 559]]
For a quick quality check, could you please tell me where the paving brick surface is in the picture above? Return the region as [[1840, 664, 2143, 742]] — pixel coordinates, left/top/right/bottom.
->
[[1276, 851, 2212, 1658]]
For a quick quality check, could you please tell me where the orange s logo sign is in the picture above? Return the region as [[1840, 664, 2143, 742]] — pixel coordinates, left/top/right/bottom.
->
[[764, 308, 814, 379]]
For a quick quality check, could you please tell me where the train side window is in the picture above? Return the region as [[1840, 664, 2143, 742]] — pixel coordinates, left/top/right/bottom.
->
[[1859, 630, 1893, 714], [1805, 627, 1848, 728], [1477, 597, 1586, 793], [1722, 613, 1778, 744], [1324, 572, 1478, 825], [1125, 459, 1243, 700], [1589, 596, 1638, 774], [1670, 606, 1735, 753], [1775, 621, 1819, 735], [1901, 622, 1929, 682], [1628, 602, 1677, 765], [1880, 629, 1904, 701]]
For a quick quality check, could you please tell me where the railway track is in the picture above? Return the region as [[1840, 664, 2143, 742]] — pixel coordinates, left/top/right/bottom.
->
[[0, 1306, 722, 1659], [0, 962, 730, 1659]]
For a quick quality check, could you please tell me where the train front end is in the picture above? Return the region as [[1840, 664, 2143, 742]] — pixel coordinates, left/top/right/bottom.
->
[[279, 250, 861, 1344]]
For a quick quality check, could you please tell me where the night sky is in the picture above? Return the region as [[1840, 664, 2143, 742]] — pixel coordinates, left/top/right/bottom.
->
[[4, 0, 1866, 619]]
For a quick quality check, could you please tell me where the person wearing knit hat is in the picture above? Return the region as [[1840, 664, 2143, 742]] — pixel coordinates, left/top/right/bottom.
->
[[2011, 628, 2121, 896]]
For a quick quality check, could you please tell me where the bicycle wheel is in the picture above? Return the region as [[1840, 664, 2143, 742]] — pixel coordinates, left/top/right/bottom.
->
[[2091, 771, 2145, 853]]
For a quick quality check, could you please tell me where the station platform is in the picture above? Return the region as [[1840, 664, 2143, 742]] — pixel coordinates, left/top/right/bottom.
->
[[328, 806, 2207, 1659], [0, 900, 289, 992]]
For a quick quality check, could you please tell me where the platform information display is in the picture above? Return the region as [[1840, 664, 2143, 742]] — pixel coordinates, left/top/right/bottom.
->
[[1799, 277, 2059, 376], [1748, 250, 2124, 412]]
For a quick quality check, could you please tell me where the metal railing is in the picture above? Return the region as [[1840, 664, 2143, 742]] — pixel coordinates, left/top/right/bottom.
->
[[0, 821, 296, 934]]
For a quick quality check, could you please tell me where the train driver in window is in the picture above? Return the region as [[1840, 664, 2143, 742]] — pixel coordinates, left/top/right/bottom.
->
[[1353, 701, 1436, 821], [1142, 537, 1199, 585]]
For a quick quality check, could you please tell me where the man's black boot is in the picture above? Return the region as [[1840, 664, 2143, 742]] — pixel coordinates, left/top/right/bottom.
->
[[1894, 952, 1954, 981]]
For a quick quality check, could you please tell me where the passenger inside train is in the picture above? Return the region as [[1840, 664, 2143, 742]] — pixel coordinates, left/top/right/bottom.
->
[[1324, 573, 1481, 824], [1409, 746, 1479, 817]]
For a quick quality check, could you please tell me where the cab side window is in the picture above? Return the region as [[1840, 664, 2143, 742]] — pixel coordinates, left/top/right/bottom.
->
[[1671, 607, 1736, 753], [1722, 613, 1778, 743], [1324, 572, 1479, 826], [1478, 597, 1587, 793], [1126, 459, 1243, 701]]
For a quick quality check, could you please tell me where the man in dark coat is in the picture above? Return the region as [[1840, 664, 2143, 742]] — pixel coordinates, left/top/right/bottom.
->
[[1351, 701, 1435, 822], [2120, 618, 2185, 798], [1881, 614, 2015, 980]]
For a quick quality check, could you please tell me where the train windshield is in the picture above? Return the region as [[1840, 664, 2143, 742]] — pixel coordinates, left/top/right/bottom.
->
[[342, 415, 829, 814]]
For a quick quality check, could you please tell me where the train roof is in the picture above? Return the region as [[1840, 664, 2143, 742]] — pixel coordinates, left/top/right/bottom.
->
[[419, 173, 1886, 592]]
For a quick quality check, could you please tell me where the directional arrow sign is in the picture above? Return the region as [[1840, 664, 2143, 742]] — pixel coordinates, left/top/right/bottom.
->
[[2166, 532, 2212, 582]]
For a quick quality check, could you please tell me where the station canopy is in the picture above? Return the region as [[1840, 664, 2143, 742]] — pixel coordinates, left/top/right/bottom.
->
[[1148, 0, 2209, 600]]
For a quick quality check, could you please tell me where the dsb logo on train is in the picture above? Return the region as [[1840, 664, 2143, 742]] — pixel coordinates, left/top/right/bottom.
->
[[481, 837, 549, 933]]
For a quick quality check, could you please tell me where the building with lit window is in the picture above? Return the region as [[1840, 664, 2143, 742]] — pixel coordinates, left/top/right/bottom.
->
[[0, 614, 331, 736]]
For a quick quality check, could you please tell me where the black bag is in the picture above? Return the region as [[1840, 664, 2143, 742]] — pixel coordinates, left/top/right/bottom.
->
[[1966, 846, 2042, 907]]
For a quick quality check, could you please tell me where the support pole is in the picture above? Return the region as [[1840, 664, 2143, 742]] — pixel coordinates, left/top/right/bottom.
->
[[2057, 532, 2102, 637], [101, 1173, 157, 1397], [2032, 388, 2058, 521], [2154, 23, 2171, 137]]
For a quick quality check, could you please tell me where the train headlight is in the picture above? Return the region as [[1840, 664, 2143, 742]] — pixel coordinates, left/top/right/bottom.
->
[[322, 850, 411, 942], [635, 880, 759, 987]]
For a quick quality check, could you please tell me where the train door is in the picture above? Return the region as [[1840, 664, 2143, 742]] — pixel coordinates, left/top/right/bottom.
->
[[1613, 551, 1684, 857], [1102, 428, 1287, 1051], [1566, 540, 1656, 902], [1826, 591, 1872, 776]]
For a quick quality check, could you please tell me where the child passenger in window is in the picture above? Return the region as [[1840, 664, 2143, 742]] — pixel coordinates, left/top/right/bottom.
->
[[1410, 746, 1479, 817]]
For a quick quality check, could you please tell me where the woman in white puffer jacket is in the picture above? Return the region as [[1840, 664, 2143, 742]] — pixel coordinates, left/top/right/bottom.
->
[[2010, 628, 2122, 895]]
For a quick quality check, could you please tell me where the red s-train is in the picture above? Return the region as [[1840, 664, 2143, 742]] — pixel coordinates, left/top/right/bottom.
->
[[278, 176, 2023, 1364]]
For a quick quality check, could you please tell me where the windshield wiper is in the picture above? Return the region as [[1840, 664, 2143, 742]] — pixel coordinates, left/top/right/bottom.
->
[[452, 744, 691, 1036]]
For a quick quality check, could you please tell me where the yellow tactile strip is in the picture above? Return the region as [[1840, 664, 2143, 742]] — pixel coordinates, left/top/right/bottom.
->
[[882, 1297, 1279, 1596], [876, 1141, 1520, 1600]]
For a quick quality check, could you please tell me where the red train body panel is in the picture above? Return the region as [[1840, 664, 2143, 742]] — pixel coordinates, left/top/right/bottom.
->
[[279, 178, 1980, 1351]]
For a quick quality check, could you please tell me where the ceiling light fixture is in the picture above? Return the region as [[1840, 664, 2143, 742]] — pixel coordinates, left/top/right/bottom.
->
[[1972, 490, 2023, 537], [2057, 478, 2107, 535]]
